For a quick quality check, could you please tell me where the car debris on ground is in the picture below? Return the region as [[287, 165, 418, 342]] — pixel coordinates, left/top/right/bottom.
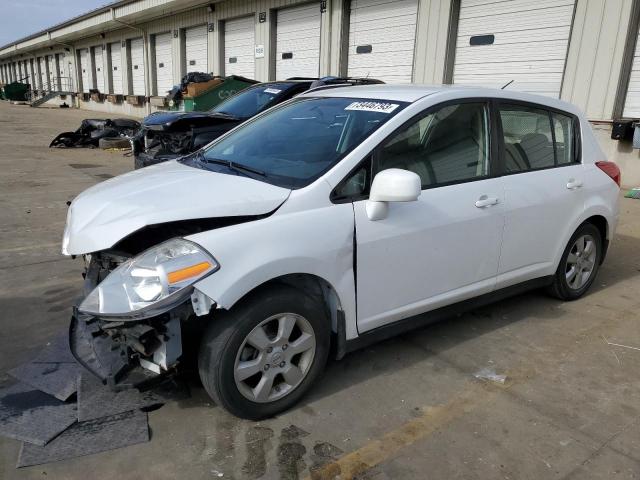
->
[[0, 333, 189, 468], [50, 118, 140, 149]]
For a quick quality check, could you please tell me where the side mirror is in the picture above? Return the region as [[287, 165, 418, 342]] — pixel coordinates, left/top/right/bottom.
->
[[366, 169, 421, 221]]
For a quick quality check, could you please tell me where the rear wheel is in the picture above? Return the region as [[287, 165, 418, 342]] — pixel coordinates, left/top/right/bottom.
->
[[198, 285, 330, 419], [548, 223, 602, 300]]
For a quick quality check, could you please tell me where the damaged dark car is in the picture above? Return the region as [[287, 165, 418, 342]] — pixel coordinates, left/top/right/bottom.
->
[[50, 118, 140, 149], [131, 76, 384, 169]]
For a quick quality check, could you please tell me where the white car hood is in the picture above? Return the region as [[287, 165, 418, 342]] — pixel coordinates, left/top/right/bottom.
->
[[63, 160, 290, 255]]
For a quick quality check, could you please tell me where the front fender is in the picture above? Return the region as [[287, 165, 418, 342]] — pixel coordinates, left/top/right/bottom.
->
[[187, 203, 358, 340]]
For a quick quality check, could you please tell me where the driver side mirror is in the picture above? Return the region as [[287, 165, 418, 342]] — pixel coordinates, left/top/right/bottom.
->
[[366, 169, 421, 221]]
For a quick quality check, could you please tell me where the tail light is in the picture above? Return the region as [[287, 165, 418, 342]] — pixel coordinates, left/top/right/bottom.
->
[[595, 161, 621, 187]]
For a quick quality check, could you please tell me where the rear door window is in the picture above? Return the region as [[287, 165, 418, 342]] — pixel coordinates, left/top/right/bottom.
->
[[498, 105, 555, 172]]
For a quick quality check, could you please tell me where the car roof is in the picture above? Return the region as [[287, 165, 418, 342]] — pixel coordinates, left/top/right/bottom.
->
[[302, 84, 581, 115]]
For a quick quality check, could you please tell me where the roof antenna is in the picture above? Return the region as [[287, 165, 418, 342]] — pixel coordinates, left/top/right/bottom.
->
[[501, 80, 514, 90]]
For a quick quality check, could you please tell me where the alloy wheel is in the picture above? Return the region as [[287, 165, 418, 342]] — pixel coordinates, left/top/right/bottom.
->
[[234, 313, 316, 403], [565, 234, 597, 290]]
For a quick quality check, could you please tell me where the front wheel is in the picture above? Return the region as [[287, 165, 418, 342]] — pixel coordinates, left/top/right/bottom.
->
[[547, 223, 602, 301], [198, 285, 330, 419]]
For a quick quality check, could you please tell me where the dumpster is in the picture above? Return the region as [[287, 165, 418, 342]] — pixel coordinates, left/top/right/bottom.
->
[[179, 75, 258, 112], [3, 81, 30, 101]]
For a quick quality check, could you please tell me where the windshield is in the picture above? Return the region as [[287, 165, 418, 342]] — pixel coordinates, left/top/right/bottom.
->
[[191, 97, 407, 189], [210, 83, 293, 118]]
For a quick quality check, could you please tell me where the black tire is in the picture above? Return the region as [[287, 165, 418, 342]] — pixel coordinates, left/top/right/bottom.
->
[[198, 285, 330, 420], [98, 137, 131, 149], [547, 223, 602, 301]]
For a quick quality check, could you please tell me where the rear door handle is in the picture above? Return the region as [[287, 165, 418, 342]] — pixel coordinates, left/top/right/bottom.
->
[[475, 195, 499, 208], [566, 179, 583, 190]]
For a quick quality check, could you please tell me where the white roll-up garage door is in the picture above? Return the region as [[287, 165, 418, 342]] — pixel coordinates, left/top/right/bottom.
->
[[130, 38, 146, 95], [347, 0, 418, 84], [94, 47, 105, 92], [110, 42, 124, 94], [623, 24, 640, 118], [154, 32, 173, 95], [453, 0, 576, 98], [47, 55, 56, 88], [224, 16, 255, 78], [275, 3, 321, 80], [38, 57, 47, 89], [185, 25, 208, 73], [79, 49, 91, 92]]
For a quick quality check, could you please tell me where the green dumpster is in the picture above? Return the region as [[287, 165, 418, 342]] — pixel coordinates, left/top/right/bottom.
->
[[179, 75, 258, 112], [3, 81, 30, 101]]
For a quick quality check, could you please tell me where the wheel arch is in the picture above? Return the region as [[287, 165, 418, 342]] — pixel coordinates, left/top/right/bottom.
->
[[582, 214, 609, 263]]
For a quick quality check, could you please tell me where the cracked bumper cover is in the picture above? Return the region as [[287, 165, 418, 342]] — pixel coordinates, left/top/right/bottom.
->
[[69, 307, 182, 391]]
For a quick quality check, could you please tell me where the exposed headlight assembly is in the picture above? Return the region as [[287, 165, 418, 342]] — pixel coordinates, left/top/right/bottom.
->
[[79, 238, 218, 319]]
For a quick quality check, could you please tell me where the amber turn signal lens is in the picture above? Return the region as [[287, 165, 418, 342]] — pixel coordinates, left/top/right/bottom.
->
[[167, 261, 212, 284]]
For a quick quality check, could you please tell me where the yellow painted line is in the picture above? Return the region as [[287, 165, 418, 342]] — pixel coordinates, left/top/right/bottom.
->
[[307, 381, 509, 480]]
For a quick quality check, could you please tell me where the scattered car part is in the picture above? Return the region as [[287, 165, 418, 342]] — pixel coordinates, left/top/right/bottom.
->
[[50, 118, 140, 148]]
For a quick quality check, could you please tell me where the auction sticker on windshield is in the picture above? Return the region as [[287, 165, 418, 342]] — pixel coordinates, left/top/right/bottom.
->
[[264, 88, 281, 94], [345, 101, 399, 114]]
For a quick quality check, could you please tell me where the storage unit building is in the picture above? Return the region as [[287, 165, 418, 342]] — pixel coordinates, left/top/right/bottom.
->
[[130, 37, 146, 95], [79, 48, 91, 92], [275, 3, 322, 80], [347, 0, 419, 83], [184, 25, 208, 74], [94, 46, 106, 92], [452, 0, 576, 97], [153, 32, 173, 95], [109, 42, 124, 94], [223, 16, 255, 78]]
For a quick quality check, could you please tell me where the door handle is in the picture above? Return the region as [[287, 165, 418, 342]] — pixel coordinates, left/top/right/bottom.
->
[[475, 195, 499, 208], [566, 179, 583, 190]]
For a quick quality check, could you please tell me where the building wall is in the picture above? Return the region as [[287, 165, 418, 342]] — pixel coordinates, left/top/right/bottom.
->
[[2, 0, 640, 184]]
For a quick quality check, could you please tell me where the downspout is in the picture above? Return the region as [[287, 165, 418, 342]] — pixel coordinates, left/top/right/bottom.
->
[[111, 9, 152, 115]]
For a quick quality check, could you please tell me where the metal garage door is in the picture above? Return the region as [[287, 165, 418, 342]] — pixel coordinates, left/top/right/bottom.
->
[[224, 16, 255, 78], [275, 3, 321, 80], [154, 32, 173, 95], [623, 24, 640, 118], [110, 42, 124, 94], [79, 49, 91, 92], [453, 0, 576, 97], [94, 47, 105, 92], [130, 38, 146, 95], [47, 55, 56, 88], [38, 57, 47, 89], [185, 25, 208, 73], [347, 0, 418, 83]]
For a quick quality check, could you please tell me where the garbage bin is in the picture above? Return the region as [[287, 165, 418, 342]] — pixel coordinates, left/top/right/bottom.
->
[[180, 75, 258, 112], [3, 81, 30, 101]]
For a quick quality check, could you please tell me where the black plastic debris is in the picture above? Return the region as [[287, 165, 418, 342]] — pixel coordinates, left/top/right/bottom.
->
[[50, 118, 140, 148], [17, 410, 149, 468], [8, 334, 83, 401], [0, 382, 77, 446], [77, 373, 189, 422]]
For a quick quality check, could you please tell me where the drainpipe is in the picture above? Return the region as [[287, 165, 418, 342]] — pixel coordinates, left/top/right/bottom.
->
[[111, 8, 152, 115]]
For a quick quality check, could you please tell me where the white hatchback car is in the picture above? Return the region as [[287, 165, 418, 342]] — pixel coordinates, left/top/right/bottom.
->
[[64, 85, 620, 419]]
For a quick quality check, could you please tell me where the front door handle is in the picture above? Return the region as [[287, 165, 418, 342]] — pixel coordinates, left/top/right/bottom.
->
[[566, 179, 583, 190], [475, 195, 499, 208]]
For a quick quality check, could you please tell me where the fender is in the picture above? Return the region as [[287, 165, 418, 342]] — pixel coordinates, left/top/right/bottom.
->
[[186, 202, 359, 340]]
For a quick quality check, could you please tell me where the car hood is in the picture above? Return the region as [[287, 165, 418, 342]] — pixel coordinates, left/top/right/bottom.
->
[[63, 161, 291, 255], [142, 110, 236, 128]]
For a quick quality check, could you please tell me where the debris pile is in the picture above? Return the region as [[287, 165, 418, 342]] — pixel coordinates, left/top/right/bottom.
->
[[49, 118, 140, 149], [0, 334, 189, 468]]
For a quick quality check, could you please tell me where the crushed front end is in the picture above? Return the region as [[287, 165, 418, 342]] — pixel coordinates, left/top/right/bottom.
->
[[69, 240, 218, 390]]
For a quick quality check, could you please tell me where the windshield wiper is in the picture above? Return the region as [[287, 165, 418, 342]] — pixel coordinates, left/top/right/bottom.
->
[[209, 110, 240, 120], [201, 156, 266, 177]]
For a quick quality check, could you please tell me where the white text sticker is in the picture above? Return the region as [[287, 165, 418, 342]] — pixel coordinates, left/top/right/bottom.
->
[[264, 88, 281, 94], [345, 101, 399, 114]]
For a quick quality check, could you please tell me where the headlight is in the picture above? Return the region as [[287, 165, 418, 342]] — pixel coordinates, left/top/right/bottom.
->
[[79, 238, 218, 319]]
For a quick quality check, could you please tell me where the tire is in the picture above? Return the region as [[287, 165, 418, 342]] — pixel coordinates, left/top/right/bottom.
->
[[198, 285, 330, 420], [98, 137, 131, 149], [547, 223, 602, 301]]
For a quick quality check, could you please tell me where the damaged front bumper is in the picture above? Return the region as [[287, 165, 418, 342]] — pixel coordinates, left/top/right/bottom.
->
[[70, 305, 186, 391]]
